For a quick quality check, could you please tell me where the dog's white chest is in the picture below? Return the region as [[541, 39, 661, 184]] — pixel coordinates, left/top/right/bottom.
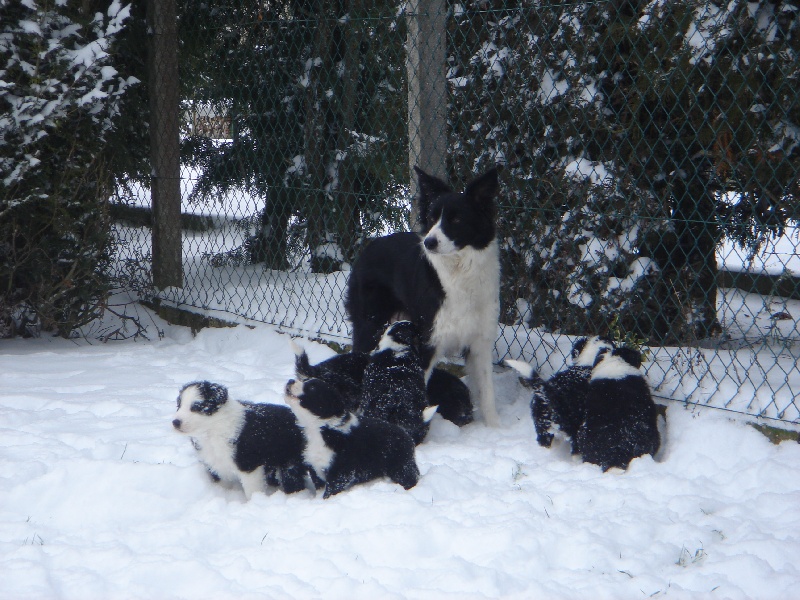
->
[[429, 241, 500, 357], [194, 435, 240, 481], [301, 426, 335, 478]]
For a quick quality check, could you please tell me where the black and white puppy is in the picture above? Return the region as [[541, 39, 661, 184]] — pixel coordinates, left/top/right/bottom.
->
[[290, 339, 369, 412], [292, 336, 471, 427], [360, 320, 438, 445], [285, 377, 420, 498], [346, 166, 501, 426], [576, 347, 661, 471], [506, 336, 615, 452], [426, 368, 474, 427], [172, 381, 309, 498]]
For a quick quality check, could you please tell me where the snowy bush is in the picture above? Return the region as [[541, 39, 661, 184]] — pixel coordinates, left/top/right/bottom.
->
[[0, 0, 136, 337], [448, 0, 800, 345]]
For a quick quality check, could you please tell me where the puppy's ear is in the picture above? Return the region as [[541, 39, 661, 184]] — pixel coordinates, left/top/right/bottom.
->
[[571, 337, 588, 360], [390, 321, 419, 349], [592, 347, 611, 368], [464, 168, 500, 207], [199, 381, 228, 404], [414, 166, 451, 230], [615, 346, 643, 369]]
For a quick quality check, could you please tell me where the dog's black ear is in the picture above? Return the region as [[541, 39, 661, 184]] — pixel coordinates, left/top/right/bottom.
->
[[389, 320, 419, 349], [571, 337, 588, 360], [615, 346, 643, 369], [592, 347, 611, 368], [464, 168, 500, 206], [414, 166, 451, 229], [199, 381, 228, 404]]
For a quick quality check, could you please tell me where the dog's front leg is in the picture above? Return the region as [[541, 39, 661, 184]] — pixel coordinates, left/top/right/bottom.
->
[[239, 466, 267, 500], [466, 345, 499, 427], [322, 468, 356, 499]]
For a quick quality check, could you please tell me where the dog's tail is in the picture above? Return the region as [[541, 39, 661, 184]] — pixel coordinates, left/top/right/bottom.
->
[[290, 338, 313, 380], [505, 359, 544, 388], [422, 405, 439, 423]]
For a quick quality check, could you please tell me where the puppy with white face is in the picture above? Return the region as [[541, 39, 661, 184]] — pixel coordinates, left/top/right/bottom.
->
[[360, 320, 438, 445], [285, 377, 420, 499], [173, 381, 309, 498], [576, 347, 661, 471], [506, 335, 615, 452]]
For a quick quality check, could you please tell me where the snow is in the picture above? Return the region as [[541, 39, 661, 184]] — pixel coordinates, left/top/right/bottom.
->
[[537, 68, 570, 105], [2, 301, 800, 599]]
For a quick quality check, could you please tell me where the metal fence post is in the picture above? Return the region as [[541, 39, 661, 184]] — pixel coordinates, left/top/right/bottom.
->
[[406, 0, 448, 232], [147, 0, 182, 289]]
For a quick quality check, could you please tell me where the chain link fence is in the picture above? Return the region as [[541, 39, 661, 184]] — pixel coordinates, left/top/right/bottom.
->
[[110, 0, 800, 426]]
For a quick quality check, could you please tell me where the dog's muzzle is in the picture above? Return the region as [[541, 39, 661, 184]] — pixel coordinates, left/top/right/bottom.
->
[[285, 379, 303, 399]]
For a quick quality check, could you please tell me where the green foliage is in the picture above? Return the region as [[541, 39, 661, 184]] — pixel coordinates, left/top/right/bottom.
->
[[0, 0, 136, 337], [608, 313, 651, 362], [447, 0, 800, 345], [179, 0, 409, 272]]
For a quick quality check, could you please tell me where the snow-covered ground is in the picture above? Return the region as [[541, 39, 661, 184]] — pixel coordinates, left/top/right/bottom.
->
[[1, 302, 799, 599]]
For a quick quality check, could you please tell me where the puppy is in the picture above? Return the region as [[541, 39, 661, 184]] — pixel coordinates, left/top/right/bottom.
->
[[346, 167, 502, 426], [506, 336, 615, 452], [576, 346, 661, 471], [426, 368, 474, 427], [290, 339, 369, 412], [293, 336, 470, 427], [285, 377, 420, 498], [360, 320, 438, 444], [172, 381, 309, 498]]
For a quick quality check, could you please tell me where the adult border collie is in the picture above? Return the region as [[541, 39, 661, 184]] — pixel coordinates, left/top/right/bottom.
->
[[345, 166, 501, 426]]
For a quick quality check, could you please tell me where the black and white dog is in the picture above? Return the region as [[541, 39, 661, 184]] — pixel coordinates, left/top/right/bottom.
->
[[290, 339, 369, 412], [172, 381, 310, 498], [285, 377, 420, 498], [576, 347, 661, 471], [506, 336, 615, 452], [426, 368, 474, 427], [346, 166, 502, 426], [291, 337, 472, 427], [360, 320, 438, 444]]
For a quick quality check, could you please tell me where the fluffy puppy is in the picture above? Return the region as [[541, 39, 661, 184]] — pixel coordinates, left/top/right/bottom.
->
[[290, 339, 369, 412], [285, 377, 420, 498], [506, 336, 615, 452], [576, 346, 661, 471], [360, 320, 438, 444], [293, 337, 470, 427], [172, 381, 309, 498], [426, 368, 474, 426]]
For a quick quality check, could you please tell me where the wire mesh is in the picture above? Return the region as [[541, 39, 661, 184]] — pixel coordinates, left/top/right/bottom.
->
[[109, 0, 800, 426]]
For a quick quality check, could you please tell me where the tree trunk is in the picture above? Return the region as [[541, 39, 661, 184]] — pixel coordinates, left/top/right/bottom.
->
[[147, 0, 182, 289], [406, 0, 448, 233], [669, 165, 722, 343], [332, 0, 363, 264], [251, 183, 293, 271], [303, 4, 335, 273]]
